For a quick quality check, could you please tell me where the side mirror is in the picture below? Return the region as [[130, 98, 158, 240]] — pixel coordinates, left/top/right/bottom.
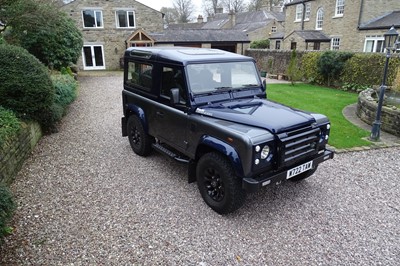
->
[[170, 88, 180, 105], [262, 79, 268, 99]]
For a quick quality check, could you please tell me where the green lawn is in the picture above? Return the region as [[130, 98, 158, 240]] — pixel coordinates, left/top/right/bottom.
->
[[267, 83, 371, 149]]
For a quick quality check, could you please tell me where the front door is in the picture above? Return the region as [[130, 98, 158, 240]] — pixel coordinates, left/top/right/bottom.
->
[[82, 45, 105, 70]]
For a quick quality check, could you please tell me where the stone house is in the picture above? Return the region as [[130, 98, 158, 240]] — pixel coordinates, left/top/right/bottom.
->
[[283, 0, 400, 52], [61, 0, 163, 70]]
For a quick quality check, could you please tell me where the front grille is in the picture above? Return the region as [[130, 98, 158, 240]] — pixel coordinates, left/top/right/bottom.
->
[[277, 126, 321, 168]]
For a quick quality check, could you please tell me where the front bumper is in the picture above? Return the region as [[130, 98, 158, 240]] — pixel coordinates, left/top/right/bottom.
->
[[242, 149, 334, 192]]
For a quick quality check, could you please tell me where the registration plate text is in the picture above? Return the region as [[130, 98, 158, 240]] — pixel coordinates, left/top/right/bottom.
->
[[286, 161, 313, 179]]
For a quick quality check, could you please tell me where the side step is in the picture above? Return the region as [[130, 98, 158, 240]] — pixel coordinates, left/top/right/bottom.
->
[[152, 143, 190, 163]]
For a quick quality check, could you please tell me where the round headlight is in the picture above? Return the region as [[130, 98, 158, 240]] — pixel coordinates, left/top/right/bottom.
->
[[260, 145, 270, 159]]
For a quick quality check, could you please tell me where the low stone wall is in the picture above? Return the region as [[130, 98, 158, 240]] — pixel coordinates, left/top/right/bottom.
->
[[357, 89, 400, 137], [0, 122, 42, 184]]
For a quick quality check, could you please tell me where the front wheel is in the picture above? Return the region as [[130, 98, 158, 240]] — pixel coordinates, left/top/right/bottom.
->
[[196, 152, 246, 214], [127, 115, 153, 156]]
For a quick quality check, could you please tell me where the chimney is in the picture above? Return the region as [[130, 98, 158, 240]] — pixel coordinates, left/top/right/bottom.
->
[[197, 15, 204, 23], [229, 11, 236, 28]]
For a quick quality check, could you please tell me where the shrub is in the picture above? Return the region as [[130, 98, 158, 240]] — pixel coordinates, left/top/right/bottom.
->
[[341, 53, 400, 87], [250, 39, 270, 49], [0, 184, 15, 241], [287, 49, 302, 84], [391, 67, 400, 93], [0, 44, 55, 130], [301, 52, 324, 84], [50, 74, 78, 121], [317, 51, 353, 86], [0, 107, 21, 147]]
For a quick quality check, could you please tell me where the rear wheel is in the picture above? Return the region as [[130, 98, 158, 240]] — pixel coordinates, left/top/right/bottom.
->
[[289, 166, 318, 182], [127, 115, 152, 156], [196, 152, 246, 214]]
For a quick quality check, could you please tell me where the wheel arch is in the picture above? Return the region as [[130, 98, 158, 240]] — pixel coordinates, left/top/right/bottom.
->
[[125, 104, 149, 134], [194, 135, 244, 178]]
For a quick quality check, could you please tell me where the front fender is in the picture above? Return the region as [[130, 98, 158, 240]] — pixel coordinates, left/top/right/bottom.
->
[[198, 135, 244, 177]]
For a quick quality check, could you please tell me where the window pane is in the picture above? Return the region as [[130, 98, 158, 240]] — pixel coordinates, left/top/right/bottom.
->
[[83, 47, 93, 66], [117, 11, 127, 27], [128, 11, 135, 27], [376, 40, 383, 52], [95, 11, 102, 27], [83, 10, 95, 27], [365, 40, 374, 52], [93, 46, 104, 66]]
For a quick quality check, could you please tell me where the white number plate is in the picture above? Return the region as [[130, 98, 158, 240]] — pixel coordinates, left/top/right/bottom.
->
[[286, 161, 313, 179]]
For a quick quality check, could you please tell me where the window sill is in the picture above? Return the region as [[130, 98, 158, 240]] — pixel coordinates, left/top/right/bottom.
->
[[332, 15, 344, 19]]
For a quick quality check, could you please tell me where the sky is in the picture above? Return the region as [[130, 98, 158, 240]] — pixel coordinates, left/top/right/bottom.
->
[[137, 0, 205, 18]]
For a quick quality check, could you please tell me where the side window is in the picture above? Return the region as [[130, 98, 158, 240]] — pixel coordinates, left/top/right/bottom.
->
[[126, 62, 153, 91], [82, 10, 103, 28], [160, 67, 187, 104]]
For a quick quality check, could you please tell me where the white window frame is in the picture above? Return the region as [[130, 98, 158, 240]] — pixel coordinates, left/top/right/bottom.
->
[[295, 4, 303, 22], [335, 0, 345, 17], [305, 3, 311, 20], [363, 36, 384, 53], [82, 44, 106, 70], [331, 37, 341, 50], [82, 9, 103, 28], [116, 10, 136, 28], [316, 8, 324, 30]]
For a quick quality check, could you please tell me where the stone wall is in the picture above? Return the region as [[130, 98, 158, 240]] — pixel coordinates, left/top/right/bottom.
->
[[0, 122, 42, 184], [357, 89, 400, 137]]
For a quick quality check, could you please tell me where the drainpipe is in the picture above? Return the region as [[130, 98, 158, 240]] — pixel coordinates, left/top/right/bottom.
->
[[301, 0, 305, 30], [358, 0, 365, 28]]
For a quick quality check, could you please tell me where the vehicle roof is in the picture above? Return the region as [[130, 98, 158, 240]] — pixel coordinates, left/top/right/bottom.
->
[[124, 47, 254, 65]]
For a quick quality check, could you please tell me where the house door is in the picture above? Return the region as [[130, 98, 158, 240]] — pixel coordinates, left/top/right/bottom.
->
[[82, 45, 105, 70]]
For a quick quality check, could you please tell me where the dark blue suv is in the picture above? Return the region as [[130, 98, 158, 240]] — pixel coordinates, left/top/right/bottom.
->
[[121, 47, 334, 214]]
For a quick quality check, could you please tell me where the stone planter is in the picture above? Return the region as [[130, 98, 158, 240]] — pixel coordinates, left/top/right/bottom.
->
[[356, 88, 400, 137]]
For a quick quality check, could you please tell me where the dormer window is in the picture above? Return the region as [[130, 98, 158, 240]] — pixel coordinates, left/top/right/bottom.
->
[[335, 0, 345, 17], [82, 10, 103, 28], [116, 10, 136, 28]]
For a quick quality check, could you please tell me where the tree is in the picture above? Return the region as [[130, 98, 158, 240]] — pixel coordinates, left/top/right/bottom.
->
[[247, 0, 264, 11], [202, 0, 221, 17], [161, 7, 178, 25], [1, 0, 83, 70], [221, 0, 245, 13], [173, 0, 195, 23], [287, 49, 302, 85]]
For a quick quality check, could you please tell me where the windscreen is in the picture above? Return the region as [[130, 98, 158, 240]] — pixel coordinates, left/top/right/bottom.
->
[[187, 61, 260, 94]]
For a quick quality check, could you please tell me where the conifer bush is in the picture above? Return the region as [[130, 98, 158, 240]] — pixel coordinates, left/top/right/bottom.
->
[[0, 44, 55, 130], [0, 184, 15, 242]]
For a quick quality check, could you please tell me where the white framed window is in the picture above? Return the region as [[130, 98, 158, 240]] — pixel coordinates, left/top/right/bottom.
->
[[295, 4, 303, 21], [116, 10, 135, 28], [364, 36, 384, 53], [271, 26, 277, 33], [305, 3, 311, 20], [331, 37, 341, 50], [82, 45, 105, 70], [335, 0, 345, 17], [82, 10, 103, 28], [316, 8, 324, 30]]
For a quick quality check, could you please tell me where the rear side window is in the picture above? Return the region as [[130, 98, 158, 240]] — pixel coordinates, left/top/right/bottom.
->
[[126, 61, 153, 92]]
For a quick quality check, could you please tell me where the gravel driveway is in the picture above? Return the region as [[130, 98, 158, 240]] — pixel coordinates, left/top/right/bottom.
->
[[1, 75, 399, 265]]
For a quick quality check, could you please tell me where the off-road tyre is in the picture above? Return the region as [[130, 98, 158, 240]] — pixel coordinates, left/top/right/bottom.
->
[[196, 152, 246, 214], [127, 115, 153, 156]]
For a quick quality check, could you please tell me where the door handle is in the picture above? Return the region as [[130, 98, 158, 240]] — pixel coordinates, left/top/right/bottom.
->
[[156, 111, 164, 117]]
